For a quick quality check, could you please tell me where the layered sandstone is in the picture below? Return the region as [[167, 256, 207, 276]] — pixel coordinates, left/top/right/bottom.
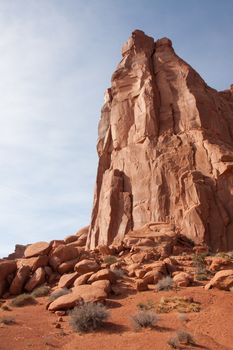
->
[[86, 30, 233, 252]]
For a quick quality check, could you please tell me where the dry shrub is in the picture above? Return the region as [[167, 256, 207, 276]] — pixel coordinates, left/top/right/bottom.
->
[[156, 296, 200, 313], [49, 287, 70, 301], [167, 336, 180, 349], [137, 300, 155, 311], [177, 312, 188, 323], [69, 302, 109, 333], [11, 294, 37, 307], [0, 316, 16, 325], [31, 285, 51, 298], [1, 304, 12, 311], [177, 330, 195, 344], [131, 310, 159, 331], [112, 268, 124, 279], [168, 330, 195, 349], [103, 255, 117, 265], [155, 276, 173, 291]]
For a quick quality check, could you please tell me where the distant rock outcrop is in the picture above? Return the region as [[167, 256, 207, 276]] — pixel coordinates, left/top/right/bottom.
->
[[86, 30, 233, 252]]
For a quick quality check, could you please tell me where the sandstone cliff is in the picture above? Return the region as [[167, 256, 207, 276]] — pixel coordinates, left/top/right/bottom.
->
[[86, 30, 233, 252]]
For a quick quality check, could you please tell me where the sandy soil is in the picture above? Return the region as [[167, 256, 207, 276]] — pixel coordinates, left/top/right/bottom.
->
[[0, 286, 232, 350]]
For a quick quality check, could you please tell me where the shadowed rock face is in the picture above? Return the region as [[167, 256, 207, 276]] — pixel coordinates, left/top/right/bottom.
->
[[86, 30, 233, 252]]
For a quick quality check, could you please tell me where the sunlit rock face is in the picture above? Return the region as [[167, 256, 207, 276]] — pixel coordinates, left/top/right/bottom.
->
[[86, 30, 233, 252]]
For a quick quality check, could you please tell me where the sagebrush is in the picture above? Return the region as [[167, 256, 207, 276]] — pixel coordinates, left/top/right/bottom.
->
[[31, 285, 50, 298], [155, 276, 173, 291], [131, 310, 159, 330], [11, 294, 37, 307], [49, 287, 70, 301], [69, 302, 109, 332]]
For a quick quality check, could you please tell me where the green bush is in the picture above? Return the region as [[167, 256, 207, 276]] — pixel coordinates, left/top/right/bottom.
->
[[69, 302, 109, 333]]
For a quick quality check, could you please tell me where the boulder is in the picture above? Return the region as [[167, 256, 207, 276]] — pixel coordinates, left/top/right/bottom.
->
[[208, 257, 233, 272], [24, 241, 51, 258], [173, 272, 192, 287], [48, 284, 107, 311], [44, 266, 53, 277], [136, 279, 149, 291], [125, 263, 141, 277], [0, 260, 17, 281], [9, 266, 31, 295], [74, 272, 93, 287], [24, 267, 45, 292], [136, 238, 155, 247], [50, 240, 65, 250], [49, 245, 79, 270], [58, 272, 79, 289], [88, 268, 117, 284], [205, 269, 233, 291], [145, 261, 168, 283], [17, 255, 49, 272], [0, 279, 7, 297], [163, 257, 179, 274], [75, 225, 89, 237], [142, 270, 156, 284], [6, 244, 27, 260], [135, 269, 146, 278], [75, 259, 99, 275], [131, 252, 148, 264], [57, 258, 79, 274], [64, 235, 78, 244], [98, 245, 112, 256], [91, 280, 111, 294]]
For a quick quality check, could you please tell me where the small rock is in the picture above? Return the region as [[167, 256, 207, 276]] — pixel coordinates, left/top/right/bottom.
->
[[55, 310, 66, 316]]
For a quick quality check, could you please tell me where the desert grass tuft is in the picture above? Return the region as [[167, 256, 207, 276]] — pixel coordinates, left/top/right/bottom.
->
[[11, 293, 37, 307], [49, 287, 70, 302], [31, 285, 51, 298]]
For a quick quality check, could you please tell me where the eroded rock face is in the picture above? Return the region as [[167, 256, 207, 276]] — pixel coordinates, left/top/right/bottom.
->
[[86, 30, 233, 252]]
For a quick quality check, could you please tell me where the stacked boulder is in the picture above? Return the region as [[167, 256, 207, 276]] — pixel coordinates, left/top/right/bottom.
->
[[0, 226, 89, 298]]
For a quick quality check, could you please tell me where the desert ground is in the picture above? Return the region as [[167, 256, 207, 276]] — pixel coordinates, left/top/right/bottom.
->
[[1, 283, 233, 350]]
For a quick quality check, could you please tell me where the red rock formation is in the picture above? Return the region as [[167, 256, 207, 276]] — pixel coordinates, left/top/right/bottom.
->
[[86, 30, 233, 252]]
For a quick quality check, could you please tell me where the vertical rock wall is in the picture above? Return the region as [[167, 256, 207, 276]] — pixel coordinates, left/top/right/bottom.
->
[[86, 30, 233, 251]]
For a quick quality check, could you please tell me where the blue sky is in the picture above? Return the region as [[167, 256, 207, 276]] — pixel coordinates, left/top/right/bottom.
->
[[0, 0, 232, 257]]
